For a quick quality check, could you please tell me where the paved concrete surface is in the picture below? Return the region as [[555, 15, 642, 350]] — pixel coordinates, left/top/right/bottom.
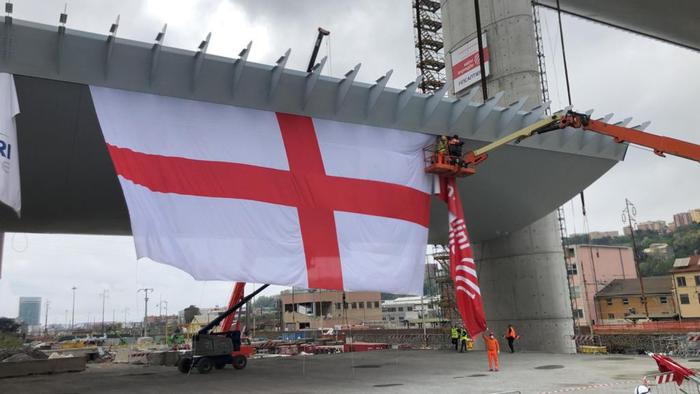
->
[[0, 350, 685, 393]]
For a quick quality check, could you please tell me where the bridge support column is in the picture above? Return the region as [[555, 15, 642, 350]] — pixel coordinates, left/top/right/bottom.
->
[[474, 213, 575, 353], [441, 0, 575, 352]]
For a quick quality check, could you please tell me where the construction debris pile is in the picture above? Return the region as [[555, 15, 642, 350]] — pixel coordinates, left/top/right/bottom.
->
[[0, 348, 49, 363]]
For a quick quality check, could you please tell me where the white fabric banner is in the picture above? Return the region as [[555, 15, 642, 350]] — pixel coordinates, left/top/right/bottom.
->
[[0, 73, 20, 214], [91, 86, 433, 294]]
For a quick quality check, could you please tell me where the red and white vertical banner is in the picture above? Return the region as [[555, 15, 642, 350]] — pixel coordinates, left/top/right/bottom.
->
[[439, 176, 487, 337]]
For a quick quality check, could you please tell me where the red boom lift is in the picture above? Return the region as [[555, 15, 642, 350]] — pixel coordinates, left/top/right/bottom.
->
[[177, 283, 268, 374]]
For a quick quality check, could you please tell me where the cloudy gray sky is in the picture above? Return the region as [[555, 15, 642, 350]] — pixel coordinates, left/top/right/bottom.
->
[[0, 1, 698, 323]]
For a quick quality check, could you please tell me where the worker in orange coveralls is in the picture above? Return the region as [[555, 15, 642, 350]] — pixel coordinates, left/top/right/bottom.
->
[[482, 331, 500, 372]]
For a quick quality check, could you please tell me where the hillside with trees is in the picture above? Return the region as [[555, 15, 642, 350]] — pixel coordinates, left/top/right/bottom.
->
[[565, 223, 700, 277]]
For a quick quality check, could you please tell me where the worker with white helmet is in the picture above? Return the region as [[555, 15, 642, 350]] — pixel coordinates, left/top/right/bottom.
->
[[634, 377, 651, 394]]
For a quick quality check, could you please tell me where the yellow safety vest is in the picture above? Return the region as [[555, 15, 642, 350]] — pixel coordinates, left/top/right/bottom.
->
[[451, 327, 459, 339], [437, 139, 447, 154]]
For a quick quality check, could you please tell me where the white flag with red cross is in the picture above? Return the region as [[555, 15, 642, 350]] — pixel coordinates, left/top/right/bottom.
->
[[90, 86, 433, 294]]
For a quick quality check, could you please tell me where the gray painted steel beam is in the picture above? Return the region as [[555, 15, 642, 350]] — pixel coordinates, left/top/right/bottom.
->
[[0, 17, 630, 162]]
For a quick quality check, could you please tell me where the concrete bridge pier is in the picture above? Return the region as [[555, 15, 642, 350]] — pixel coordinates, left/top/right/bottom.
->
[[441, 0, 575, 352]]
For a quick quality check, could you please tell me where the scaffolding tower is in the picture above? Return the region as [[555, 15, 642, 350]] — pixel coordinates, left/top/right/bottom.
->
[[433, 248, 459, 325], [413, 0, 446, 93]]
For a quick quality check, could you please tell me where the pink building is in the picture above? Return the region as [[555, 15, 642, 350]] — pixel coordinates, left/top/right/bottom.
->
[[565, 244, 636, 331]]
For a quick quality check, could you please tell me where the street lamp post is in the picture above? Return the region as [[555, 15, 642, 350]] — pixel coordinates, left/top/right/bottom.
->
[[623, 198, 650, 319], [71, 286, 77, 331], [44, 300, 50, 336], [99, 290, 108, 337], [157, 300, 168, 344]]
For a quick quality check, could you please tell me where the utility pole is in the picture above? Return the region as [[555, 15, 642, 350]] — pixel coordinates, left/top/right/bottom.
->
[[99, 290, 108, 337], [123, 308, 129, 328], [71, 286, 77, 330], [623, 198, 649, 319], [137, 288, 154, 337], [44, 300, 49, 336]]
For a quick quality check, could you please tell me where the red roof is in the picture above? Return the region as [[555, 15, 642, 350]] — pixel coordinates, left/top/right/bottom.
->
[[670, 255, 700, 273]]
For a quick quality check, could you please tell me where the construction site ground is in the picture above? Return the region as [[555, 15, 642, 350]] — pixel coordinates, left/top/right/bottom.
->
[[0, 349, 678, 393]]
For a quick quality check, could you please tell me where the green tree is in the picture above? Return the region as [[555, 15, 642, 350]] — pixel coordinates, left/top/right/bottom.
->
[[0, 317, 19, 334], [672, 226, 700, 257], [252, 295, 279, 310], [0, 317, 21, 349]]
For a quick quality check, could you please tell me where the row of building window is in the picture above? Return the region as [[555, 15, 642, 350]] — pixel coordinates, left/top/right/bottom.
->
[[607, 311, 672, 319], [382, 306, 413, 313], [333, 301, 380, 310], [676, 276, 700, 287], [605, 296, 667, 305], [678, 293, 700, 305]]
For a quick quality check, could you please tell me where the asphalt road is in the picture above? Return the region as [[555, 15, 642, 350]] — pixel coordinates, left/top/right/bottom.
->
[[0, 349, 679, 393]]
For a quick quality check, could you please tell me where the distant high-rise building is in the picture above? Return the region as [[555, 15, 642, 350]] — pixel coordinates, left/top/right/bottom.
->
[[637, 221, 668, 233], [674, 212, 693, 229], [18, 297, 41, 326], [690, 209, 700, 224]]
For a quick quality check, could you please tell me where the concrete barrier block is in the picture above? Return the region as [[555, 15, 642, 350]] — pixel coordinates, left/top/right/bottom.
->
[[0, 357, 86, 378], [146, 352, 164, 365], [162, 351, 181, 366]]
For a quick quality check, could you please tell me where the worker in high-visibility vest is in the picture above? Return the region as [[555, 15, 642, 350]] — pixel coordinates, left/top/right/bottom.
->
[[450, 326, 459, 351], [505, 324, 518, 353], [436, 135, 448, 164], [459, 328, 469, 353], [482, 331, 500, 371]]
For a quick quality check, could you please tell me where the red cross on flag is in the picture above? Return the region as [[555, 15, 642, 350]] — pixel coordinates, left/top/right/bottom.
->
[[91, 87, 433, 294]]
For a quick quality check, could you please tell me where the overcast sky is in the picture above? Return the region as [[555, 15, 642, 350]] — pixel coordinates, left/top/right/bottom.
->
[[0, 0, 698, 323]]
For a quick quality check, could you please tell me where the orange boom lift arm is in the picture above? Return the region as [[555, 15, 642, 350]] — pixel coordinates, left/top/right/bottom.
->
[[426, 110, 700, 177], [558, 111, 700, 161]]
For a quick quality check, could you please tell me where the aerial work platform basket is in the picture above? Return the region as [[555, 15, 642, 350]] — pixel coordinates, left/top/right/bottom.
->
[[423, 143, 476, 178]]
